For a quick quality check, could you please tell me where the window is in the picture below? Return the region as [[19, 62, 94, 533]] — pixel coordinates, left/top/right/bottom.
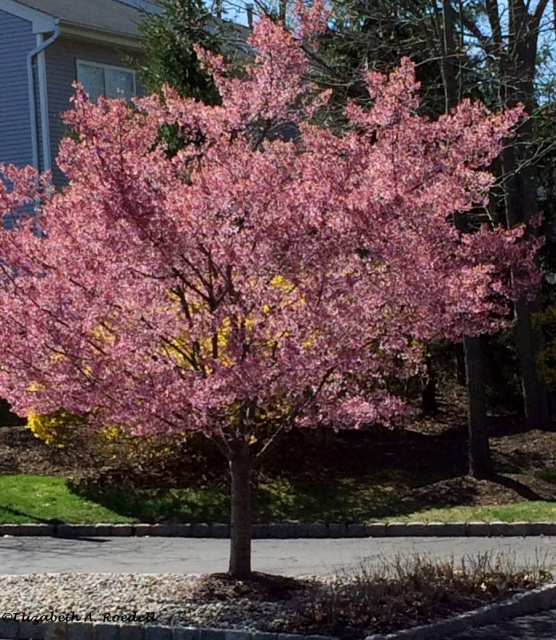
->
[[76, 61, 137, 103]]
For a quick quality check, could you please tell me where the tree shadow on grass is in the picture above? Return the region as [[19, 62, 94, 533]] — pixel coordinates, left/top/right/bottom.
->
[[408, 471, 556, 513], [251, 475, 426, 522], [67, 481, 231, 523], [68, 473, 427, 523], [408, 475, 482, 508], [490, 474, 553, 502], [65, 419, 553, 524], [0, 504, 63, 525]]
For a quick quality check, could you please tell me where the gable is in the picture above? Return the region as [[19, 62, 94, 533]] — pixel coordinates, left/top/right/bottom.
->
[[8, 0, 153, 38], [0, 0, 56, 32]]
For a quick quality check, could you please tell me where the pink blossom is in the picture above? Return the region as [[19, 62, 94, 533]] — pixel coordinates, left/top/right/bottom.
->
[[0, 16, 540, 443]]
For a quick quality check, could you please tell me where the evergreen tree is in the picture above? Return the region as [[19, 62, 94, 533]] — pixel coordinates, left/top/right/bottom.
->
[[137, 0, 224, 104]]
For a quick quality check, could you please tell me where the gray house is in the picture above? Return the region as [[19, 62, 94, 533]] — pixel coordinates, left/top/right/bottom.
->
[[0, 0, 157, 185]]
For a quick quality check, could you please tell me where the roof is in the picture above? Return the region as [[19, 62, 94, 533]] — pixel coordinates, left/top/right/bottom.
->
[[10, 0, 159, 38]]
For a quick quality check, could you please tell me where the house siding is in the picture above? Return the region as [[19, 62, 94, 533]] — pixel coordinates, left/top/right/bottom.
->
[[0, 10, 35, 168], [45, 35, 145, 185]]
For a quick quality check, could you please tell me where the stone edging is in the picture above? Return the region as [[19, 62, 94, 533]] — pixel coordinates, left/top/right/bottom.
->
[[0, 619, 339, 640], [2, 521, 556, 538], [365, 582, 556, 640], [1, 584, 555, 640]]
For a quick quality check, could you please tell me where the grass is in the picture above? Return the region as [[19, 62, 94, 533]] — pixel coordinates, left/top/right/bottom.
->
[[0, 474, 414, 524], [1, 473, 556, 524], [388, 502, 556, 523], [0, 475, 134, 524]]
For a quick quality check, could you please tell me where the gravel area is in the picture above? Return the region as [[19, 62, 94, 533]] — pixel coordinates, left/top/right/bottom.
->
[[0, 573, 321, 633], [0, 569, 550, 640]]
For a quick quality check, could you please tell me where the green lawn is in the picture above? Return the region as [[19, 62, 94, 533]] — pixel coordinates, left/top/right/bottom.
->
[[1, 474, 556, 524], [0, 474, 414, 524], [0, 475, 134, 524], [390, 502, 556, 523]]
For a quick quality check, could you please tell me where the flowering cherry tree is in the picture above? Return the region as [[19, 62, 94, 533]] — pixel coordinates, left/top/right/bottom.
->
[[0, 5, 541, 576]]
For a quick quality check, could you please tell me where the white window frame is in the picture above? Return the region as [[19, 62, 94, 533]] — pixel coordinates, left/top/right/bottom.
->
[[76, 60, 137, 102]]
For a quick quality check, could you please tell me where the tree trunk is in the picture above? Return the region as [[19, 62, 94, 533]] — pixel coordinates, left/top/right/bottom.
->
[[502, 143, 551, 427], [455, 342, 466, 387], [464, 336, 492, 478], [229, 438, 252, 578], [513, 297, 550, 426], [421, 352, 438, 414], [439, 0, 458, 112], [497, 0, 551, 427], [438, 0, 491, 475]]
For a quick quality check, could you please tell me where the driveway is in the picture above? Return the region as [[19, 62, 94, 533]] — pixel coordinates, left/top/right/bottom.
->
[[1, 535, 556, 576]]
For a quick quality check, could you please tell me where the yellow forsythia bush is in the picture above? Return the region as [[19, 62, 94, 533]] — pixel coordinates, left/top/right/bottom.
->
[[26, 409, 167, 461], [26, 409, 84, 447], [27, 410, 124, 451]]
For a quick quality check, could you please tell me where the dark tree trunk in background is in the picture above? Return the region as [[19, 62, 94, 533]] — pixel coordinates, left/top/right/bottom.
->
[[501, 137, 551, 427], [512, 296, 551, 427], [492, 0, 551, 427], [439, 0, 491, 476], [421, 352, 438, 414], [455, 343, 467, 387], [229, 438, 252, 578], [464, 336, 492, 478]]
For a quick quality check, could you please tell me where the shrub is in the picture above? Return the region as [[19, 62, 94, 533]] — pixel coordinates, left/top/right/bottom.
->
[[26, 409, 83, 447], [25, 409, 225, 488]]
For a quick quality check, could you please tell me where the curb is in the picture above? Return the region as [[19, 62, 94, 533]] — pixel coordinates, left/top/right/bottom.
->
[[0, 620, 340, 640], [2, 521, 556, 538], [364, 582, 556, 639], [1, 585, 555, 640]]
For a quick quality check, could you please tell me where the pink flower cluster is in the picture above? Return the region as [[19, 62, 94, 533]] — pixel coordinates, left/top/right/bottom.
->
[[0, 10, 541, 441]]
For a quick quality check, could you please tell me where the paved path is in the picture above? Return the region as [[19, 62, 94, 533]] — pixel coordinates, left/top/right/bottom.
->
[[2, 535, 556, 576], [442, 610, 556, 639]]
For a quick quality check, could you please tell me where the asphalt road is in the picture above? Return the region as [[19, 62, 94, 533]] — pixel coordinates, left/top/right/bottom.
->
[[2, 535, 556, 576]]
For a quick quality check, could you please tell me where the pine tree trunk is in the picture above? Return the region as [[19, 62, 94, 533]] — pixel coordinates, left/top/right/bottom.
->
[[229, 439, 252, 578], [497, 1, 551, 427], [513, 297, 550, 426], [421, 352, 438, 414], [455, 343, 467, 387], [438, 0, 492, 475], [464, 336, 492, 478], [502, 145, 551, 428]]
